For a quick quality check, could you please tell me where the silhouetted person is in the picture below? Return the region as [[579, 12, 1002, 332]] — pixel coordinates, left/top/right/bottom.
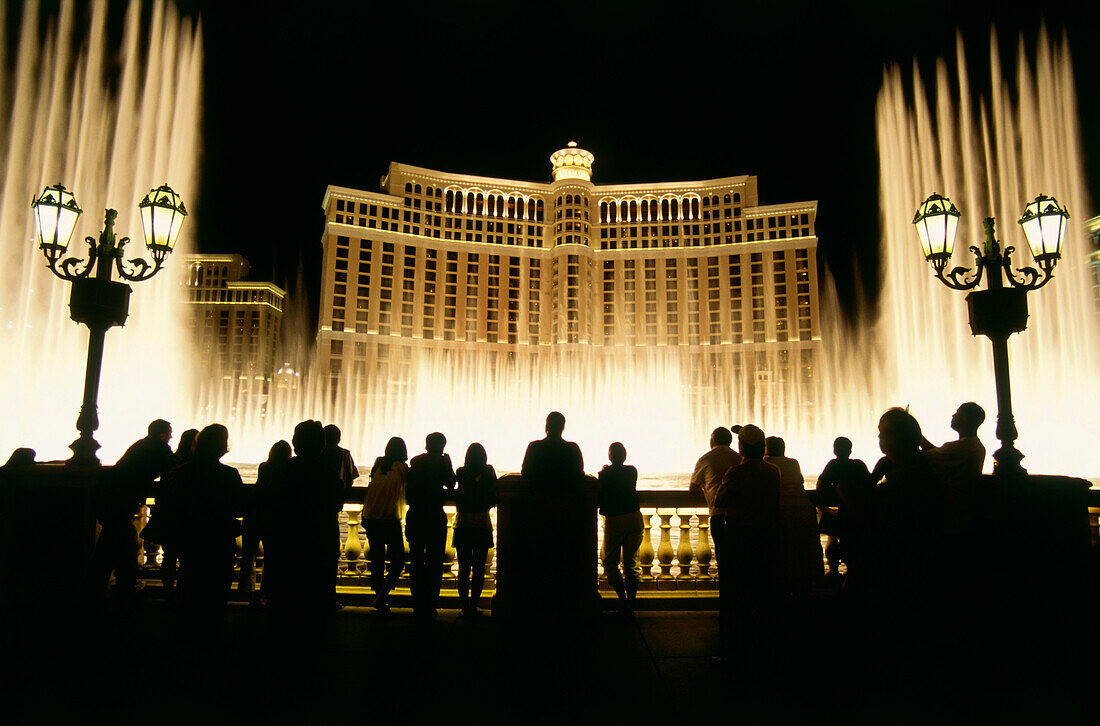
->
[[521, 411, 584, 491], [689, 427, 740, 624], [364, 436, 408, 613], [239, 439, 291, 606], [598, 442, 642, 615], [765, 436, 822, 601], [323, 424, 359, 609], [714, 425, 779, 663], [813, 436, 870, 583], [2, 447, 35, 466], [873, 407, 942, 602], [171, 424, 244, 628], [921, 402, 985, 543], [88, 419, 173, 606], [406, 432, 456, 618], [145, 427, 198, 598], [453, 443, 497, 617], [264, 421, 343, 615], [871, 407, 943, 694]]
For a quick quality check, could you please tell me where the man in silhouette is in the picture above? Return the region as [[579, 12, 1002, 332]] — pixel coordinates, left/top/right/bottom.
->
[[323, 424, 358, 608], [89, 419, 173, 605], [406, 432, 456, 618], [713, 424, 779, 666], [520, 412, 588, 612], [812, 436, 870, 581], [171, 423, 244, 629], [689, 427, 740, 611], [920, 402, 985, 535], [265, 420, 343, 615], [521, 411, 584, 491]]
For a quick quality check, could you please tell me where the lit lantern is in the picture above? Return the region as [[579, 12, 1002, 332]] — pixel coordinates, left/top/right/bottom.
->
[[912, 192, 960, 263], [139, 184, 188, 255], [1018, 194, 1069, 264], [31, 183, 82, 257]]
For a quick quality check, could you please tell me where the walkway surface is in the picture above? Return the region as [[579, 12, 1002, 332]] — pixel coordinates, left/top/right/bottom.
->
[[3, 586, 1092, 725]]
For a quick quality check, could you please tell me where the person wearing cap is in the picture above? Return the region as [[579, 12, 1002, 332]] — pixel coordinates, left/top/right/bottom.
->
[[714, 424, 780, 661]]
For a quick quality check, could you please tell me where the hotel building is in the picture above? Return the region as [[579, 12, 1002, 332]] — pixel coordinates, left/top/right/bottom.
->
[[316, 143, 821, 404], [182, 254, 286, 402], [1087, 215, 1100, 315]]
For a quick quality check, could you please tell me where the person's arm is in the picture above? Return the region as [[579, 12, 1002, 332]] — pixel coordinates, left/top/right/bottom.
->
[[713, 469, 734, 509], [520, 442, 535, 480], [443, 454, 456, 490], [688, 454, 706, 494], [485, 465, 498, 508]]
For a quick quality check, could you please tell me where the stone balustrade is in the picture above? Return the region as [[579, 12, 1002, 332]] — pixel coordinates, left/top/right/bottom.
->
[[134, 489, 719, 596]]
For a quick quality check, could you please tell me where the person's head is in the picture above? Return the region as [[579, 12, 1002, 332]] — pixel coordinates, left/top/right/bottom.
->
[[267, 439, 292, 464], [463, 442, 487, 471], [738, 424, 766, 459], [833, 436, 853, 459], [765, 436, 786, 457], [545, 411, 566, 437], [710, 427, 733, 448], [194, 424, 229, 461], [731, 425, 742, 435], [608, 442, 627, 465], [292, 419, 326, 458], [384, 436, 407, 464], [3, 448, 35, 467], [324, 424, 341, 448], [425, 432, 447, 454], [176, 429, 199, 457], [148, 419, 172, 443], [950, 402, 986, 437], [878, 407, 923, 463]]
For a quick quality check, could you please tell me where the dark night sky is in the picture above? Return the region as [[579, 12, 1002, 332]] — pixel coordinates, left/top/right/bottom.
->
[[173, 0, 1099, 327]]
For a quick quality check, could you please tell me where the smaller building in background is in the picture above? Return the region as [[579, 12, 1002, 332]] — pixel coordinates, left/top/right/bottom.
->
[[1086, 215, 1100, 315], [182, 254, 286, 404]]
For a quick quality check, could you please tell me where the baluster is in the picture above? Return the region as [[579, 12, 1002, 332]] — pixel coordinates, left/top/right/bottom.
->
[[695, 512, 714, 588], [134, 502, 152, 568], [656, 509, 675, 589], [638, 511, 656, 589], [442, 507, 457, 585], [675, 509, 695, 589], [344, 505, 363, 579]]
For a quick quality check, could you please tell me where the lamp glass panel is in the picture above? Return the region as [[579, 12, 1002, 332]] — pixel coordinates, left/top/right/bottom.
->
[[1038, 213, 1065, 257], [916, 217, 934, 258], [33, 203, 59, 249], [140, 204, 154, 247]]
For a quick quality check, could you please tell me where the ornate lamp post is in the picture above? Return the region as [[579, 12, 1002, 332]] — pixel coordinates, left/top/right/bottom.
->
[[31, 183, 187, 466], [912, 192, 1069, 477]]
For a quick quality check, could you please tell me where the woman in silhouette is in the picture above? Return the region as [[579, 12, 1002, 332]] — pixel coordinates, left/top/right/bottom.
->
[[239, 439, 291, 606], [453, 443, 497, 617], [172, 424, 244, 628], [364, 437, 409, 613]]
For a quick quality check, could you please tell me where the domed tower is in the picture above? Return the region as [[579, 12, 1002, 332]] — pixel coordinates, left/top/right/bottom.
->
[[549, 141, 595, 248], [548, 142, 596, 345]]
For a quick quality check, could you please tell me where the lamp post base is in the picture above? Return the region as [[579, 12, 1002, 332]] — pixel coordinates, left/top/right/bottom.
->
[[992, 444, 1026, 479], [67, 434, 101, 467]]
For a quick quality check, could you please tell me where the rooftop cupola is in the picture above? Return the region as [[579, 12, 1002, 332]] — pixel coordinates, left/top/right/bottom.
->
[[550, 141, 594, 182]]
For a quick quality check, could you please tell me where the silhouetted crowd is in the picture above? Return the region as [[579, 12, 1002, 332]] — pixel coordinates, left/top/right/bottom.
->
[[72, 402, 989, 658]]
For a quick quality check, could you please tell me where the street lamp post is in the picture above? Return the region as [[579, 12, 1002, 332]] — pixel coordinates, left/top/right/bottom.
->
[[31, 183, 187, 466], [912, 192, 1069, 478]]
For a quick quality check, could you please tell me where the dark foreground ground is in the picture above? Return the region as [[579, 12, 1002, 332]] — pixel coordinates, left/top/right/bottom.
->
[[2, 583, 1093, 725]]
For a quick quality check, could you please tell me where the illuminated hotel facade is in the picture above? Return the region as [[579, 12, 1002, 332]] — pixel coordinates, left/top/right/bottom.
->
[[316, 144, 821, 403], [182, 254, 286, 402]]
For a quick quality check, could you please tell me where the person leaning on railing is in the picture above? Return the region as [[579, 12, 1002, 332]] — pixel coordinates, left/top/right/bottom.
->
[[598, 442, 643, 615], [453, 443, 497, 618], [363, 437, 409, 614]]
